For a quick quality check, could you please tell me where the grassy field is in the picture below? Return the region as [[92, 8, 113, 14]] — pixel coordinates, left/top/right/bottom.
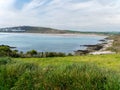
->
[[0, 54, 120, 90]]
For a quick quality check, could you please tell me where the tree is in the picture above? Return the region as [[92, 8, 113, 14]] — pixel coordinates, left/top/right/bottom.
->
[[26, 50, 37, 57], [0, 45, 12, 56], [11, 50, 20, 57]]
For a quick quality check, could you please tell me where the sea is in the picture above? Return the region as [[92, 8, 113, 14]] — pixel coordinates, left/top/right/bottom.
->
[[0, 33, 106, 53]]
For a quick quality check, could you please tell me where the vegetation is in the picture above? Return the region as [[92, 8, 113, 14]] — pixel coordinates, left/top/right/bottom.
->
[[26, 50, 38, 57], [0, 54, 120, 90], [24, 51, 67, 58], [0, 45, 19, 57], [1, 34, 120, 90], [0, 45, 69, 58], [0, 26, 80, 34], [107, 35, 120, 53]]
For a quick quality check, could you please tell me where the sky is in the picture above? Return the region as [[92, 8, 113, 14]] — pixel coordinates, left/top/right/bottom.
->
[[0, 0, 120, 31]]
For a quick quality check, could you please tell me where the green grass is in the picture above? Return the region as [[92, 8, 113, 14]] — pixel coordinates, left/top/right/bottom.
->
[[0, 54, 120, 90]]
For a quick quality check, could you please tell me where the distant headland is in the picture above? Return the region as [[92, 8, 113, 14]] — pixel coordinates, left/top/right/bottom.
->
[[0, 26, 120, 35]]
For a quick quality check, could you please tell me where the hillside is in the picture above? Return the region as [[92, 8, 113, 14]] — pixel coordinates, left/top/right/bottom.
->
[[0, 26, 120, 35], [0, 54, 120, 90], [0, 26, 78, 34]]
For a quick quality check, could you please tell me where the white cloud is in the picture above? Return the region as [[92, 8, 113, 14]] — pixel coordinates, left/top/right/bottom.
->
[[0, 0, 120, 31]]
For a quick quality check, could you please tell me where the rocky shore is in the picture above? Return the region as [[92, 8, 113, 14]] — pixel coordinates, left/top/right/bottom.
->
[[75, 37, 115, 55]]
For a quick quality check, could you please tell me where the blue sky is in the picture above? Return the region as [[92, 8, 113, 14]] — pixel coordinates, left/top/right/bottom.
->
[[0, 0, 120, 31], [14, 0, 31, 9]]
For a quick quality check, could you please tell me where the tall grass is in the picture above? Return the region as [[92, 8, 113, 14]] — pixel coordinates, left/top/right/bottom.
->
[[0, 57, 120, 90]]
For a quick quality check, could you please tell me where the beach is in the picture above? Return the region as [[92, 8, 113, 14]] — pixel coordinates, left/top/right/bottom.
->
[[89, 39, 115, 55], [75, 36, 115, 55]]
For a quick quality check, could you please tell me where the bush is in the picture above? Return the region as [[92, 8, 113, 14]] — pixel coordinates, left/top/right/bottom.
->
[[45, 52, 66, 57], [26, 50, 38, 57], [0, 57, 12, 65], [0, 45, 12, 57], [68, 53, 73, 56], [0, 45, 67, 58], [10, 50, 20, 58]]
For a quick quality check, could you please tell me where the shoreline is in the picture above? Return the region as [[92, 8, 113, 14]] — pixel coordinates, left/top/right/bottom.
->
[[0, 36, 114, 55], [75, 37, 115, 55], [89, 39, 115, 55], [0, 32, 107, 37]]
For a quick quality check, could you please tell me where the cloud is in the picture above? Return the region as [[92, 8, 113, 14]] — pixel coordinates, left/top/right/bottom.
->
[[0, 0, 120, 31]]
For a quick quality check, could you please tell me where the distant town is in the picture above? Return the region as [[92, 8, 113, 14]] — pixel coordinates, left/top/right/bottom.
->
[[0, 28, 25, 32]]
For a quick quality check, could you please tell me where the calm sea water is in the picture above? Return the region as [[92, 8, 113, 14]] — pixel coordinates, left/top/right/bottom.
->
[[0, 33, 106, 53]]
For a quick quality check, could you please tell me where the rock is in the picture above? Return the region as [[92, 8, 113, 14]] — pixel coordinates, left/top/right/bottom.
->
[[99, 39, 106, 42], [82, 44, 104, 51], [74, 50, 89, 55], [75, 44, 104, 55]]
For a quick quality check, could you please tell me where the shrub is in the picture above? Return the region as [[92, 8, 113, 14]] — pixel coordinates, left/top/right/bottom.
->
[[0, 57, 12, 65], [0, 45, 12, 56], [45, 52, 66, 57], [26, 50, 38, 57], [10, 50, 20, 57]]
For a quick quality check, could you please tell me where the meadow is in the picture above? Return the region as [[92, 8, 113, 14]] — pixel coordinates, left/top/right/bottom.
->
[[0, 54, 120, 90]]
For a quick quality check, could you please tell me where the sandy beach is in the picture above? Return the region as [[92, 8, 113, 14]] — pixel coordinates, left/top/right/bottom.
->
[[89, 39, 116, 55], [0, 32, 107, 37]]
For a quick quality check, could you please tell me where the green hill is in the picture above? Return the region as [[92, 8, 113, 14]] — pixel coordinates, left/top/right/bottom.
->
[[0, 54, 120, 90], [0, 26, 79, 34], [0, 26, 120, 35]]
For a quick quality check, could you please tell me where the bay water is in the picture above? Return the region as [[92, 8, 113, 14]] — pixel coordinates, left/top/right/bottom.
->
[[0, 33, 106, 53]]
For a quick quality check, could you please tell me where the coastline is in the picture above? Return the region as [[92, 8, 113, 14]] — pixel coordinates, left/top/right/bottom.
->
[[89, 39, 115, 55], [75, 36, 115, 55], [0, 32, 107, 37]]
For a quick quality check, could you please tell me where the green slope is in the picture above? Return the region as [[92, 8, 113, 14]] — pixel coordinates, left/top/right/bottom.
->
[[1, 26, 120, 34], [0, 54, 120, 90], [13, 54, 120, 70], [0, 26, 78, 34]]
